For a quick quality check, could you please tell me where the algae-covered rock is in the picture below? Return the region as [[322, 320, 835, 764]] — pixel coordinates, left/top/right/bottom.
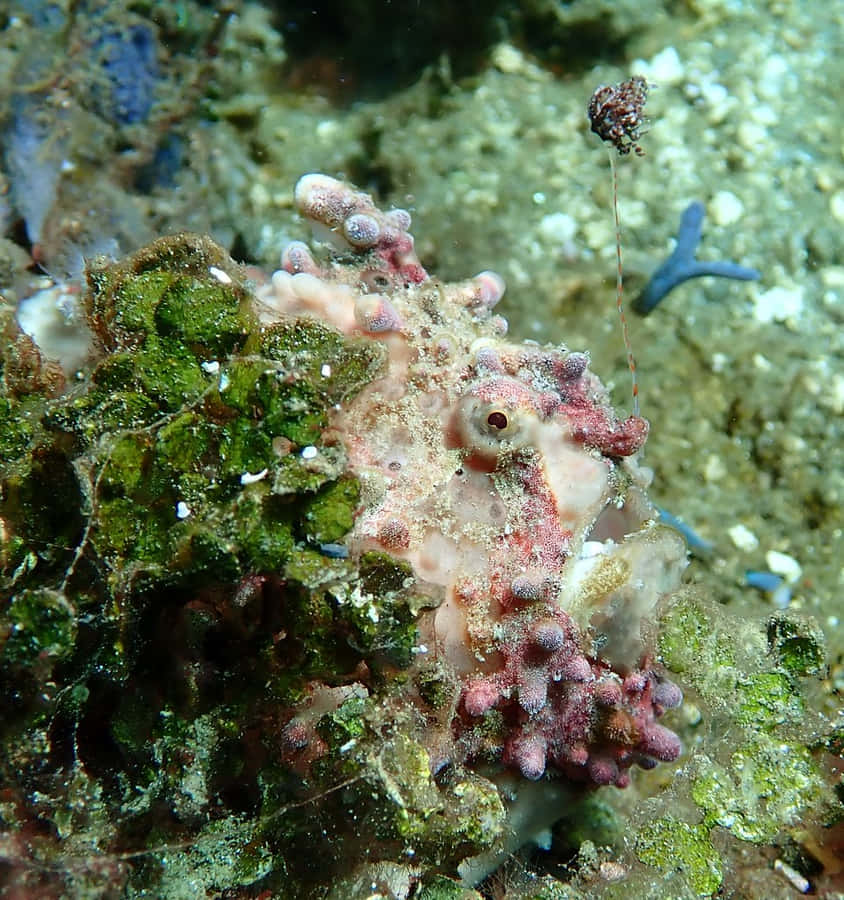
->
[[635, 589, 839, 898], [0, 235, 401, 896], [635, 815, 723, 897]]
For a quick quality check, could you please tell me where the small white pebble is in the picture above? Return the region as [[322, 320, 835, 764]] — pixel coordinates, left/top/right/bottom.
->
[[699, 81, 731, 124], [249, 183, 271, 209], [703, 453, 726, 482], [320, 363, 332, 377], [490, 42, 543, 78], [301, 445, 318, 460], [758, 56, 789, 95], [583, 220, 614, 253], [829, 190, 844, 225], [651, 47, 685, 84], [728, 523, 759, 552], [736, 120, 767, 150], [773, 858, 810, 893], [820, 372, 844, 415], [201, 360, 220, 374], [819, 266, 844, 288], [208, 266, 232, 285], [753, 286, 804, 324], [315, 119, 339, 140], [491, 42, 527, 74], [218, 372, 231, 391], [710, 190, 744, 226], [766, 550, 802, 584], [176, 501, 191, 519], [633, 46, 684, 86], [240, 468, 269, 485], [750, 103, 778, 127], [538, 212, 577, 246], [710, 352, 729, 373]]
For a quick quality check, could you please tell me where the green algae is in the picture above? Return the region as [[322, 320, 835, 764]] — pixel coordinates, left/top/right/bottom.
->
[[86, 233, 254, 356], [648, 588, 837, 896], [317, 691, 368, 756], [131, 815, 274, 899], [0, 236, 387, 604], [415, 875, 482, 899], [373, 733, 505, 855], [416, 660, 456, 710], [733, 671, 804, 729], [657, 589, 818, 733], [0, 235, 419, 896], [657, 590, 735, 683], [689, 737, 824, 844], [0, 395, 35, 463], [766, 612, 827, 678], [635, 816, 722, 897], [300, 476, 360, 544], [1, 588, 77, 669]]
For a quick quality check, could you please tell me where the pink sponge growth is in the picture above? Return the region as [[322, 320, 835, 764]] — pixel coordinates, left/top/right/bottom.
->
[[457, 606, 682, 786], [292, 173, 428, 287]]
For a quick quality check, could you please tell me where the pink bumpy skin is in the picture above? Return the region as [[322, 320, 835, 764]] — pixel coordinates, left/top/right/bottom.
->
[[256, 174, 687, 788]]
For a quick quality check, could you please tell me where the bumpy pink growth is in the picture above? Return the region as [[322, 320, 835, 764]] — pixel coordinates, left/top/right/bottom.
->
[[281, 719, 309, 751], [343, 213, 381, 248], [638, 723, 682, 762], [556, 656, 591, 682], [518, 670, 549, 714], [456, 604, 682, 787], [377, 518, 411, 551], [505, 735, 548, 781], [471, 270, 506, 309], [354, 294, 404, 333], [463, 678, 500, 717], [588, 756, 619, 786], [531, 620, 567, 653], [510, 576, 546, 603], [292, 173, 427, 286], [281, 240, 319, 275], [594, 679, 624, 707], [652, 678, 683, 711], [569, 410, 649, 457], [623, 672, 648, 695]]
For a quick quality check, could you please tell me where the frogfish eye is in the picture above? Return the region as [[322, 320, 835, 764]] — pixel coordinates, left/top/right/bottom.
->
[[451, 378, 537, 466]]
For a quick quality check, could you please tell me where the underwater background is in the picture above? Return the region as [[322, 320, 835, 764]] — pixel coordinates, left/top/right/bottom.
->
[[0, 1, 841, 897]]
